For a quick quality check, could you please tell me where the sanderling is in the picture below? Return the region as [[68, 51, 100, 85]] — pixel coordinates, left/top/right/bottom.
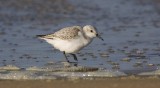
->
[[37, 25, 103, 63]]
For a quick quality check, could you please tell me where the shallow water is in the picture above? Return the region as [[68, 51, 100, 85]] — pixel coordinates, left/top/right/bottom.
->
[[0, 0, 160, 79]]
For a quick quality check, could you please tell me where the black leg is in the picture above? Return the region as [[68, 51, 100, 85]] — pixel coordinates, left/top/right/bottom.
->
[[63, 51, 70, 62], [71, 54, 78, 61]]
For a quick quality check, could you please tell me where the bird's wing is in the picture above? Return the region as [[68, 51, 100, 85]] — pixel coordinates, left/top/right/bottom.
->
[[39, 26, 82, 40]]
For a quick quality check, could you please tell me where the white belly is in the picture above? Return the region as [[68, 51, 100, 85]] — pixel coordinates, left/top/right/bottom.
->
[[44, 37, 91, 53]]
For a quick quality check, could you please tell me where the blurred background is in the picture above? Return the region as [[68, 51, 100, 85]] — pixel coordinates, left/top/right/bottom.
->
[[0, 0, 160, 79]]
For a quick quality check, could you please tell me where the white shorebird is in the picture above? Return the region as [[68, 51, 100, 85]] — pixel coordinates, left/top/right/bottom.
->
[[37, 25, 103, 63]]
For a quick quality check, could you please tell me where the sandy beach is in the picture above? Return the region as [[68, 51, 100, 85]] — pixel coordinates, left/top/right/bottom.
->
[[0, 77, 160, 88]]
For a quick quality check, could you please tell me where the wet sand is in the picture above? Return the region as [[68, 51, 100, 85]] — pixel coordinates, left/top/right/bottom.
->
[[0, 77, 160, 88]]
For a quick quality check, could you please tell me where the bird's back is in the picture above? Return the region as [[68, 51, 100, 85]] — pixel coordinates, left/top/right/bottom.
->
[[53, 26, 82, 40], [37, 26, 82, 40]]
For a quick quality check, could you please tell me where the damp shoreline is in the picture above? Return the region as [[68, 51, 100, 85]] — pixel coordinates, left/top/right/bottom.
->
[[0, 76, 160, 88]]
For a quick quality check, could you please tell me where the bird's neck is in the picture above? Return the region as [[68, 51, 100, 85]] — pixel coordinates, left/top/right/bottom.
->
[[83, 33, 93, 45]]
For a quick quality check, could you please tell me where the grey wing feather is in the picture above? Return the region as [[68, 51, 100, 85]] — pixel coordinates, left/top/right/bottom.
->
[[39, 26, 82, 40], [53, 26, 82, 40]]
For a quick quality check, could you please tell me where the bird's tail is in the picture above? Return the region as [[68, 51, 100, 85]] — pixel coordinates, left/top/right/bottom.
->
[[36, 35, 46, 38], [36, 34, 54, 39]]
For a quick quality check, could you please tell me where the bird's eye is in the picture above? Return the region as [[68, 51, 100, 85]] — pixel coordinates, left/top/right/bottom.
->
[[90, 30, 93, 32]]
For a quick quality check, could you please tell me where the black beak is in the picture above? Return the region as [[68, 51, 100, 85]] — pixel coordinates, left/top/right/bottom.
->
[[96, 34, 104, 41]]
